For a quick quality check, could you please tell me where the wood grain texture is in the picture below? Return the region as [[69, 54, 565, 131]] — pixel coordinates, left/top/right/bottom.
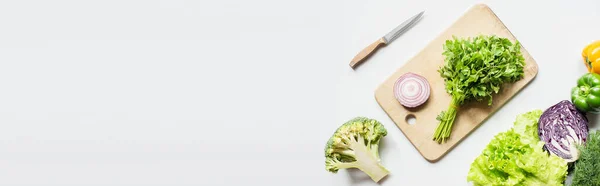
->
[[374, 4, 539, 162], [349, 38, 387, 68]]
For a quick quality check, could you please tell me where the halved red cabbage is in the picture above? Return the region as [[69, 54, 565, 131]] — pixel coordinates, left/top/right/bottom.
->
[[538, 100, 589, 162]]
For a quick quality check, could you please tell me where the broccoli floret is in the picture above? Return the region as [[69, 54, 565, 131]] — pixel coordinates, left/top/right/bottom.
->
[[324, 117, 389, 182]]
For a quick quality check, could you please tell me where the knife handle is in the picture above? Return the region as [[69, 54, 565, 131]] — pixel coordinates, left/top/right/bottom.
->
[[350, 38, 387, 68]]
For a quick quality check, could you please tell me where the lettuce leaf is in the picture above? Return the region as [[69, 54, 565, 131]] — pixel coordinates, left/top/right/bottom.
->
[[512, 109, 542, 142], [467, 110, 568, 186]]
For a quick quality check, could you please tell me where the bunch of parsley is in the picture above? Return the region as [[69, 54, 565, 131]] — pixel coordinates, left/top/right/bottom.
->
[[433, 35, 525, 144]]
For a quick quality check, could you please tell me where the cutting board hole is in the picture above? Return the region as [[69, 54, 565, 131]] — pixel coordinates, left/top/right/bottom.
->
[[405, 114, 416, 125]]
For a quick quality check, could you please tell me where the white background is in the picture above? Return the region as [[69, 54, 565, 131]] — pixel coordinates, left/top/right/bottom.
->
[[0, 0, 597, 185]]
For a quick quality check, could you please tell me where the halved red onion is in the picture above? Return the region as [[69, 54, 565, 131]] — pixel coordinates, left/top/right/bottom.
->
[[393, 72, 430, 108]]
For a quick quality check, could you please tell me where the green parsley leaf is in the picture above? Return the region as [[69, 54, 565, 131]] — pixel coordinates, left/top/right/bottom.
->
[[433, 35, 526, 143]]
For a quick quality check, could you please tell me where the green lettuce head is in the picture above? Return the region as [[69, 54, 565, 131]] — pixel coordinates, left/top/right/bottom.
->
[[467, 110, 568, 186]]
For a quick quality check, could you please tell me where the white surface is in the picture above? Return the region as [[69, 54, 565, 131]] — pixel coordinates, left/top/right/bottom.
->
[[0, 0, 597, 185]]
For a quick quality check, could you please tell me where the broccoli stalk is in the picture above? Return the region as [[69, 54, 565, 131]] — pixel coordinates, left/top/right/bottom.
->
[[325, 117, 389, 182]]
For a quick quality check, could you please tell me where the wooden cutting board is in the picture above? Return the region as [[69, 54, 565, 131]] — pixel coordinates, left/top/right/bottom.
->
[[374, 4, 539, 162]]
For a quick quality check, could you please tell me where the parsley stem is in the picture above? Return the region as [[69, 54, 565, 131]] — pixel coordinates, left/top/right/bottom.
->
[[433, 96, 461, 144]]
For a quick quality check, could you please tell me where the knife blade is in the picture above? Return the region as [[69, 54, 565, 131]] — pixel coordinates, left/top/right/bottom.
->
[[350, 11, 424, 69]]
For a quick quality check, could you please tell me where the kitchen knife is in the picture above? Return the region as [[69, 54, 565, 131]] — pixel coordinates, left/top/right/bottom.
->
[[349, 11, 424, 69]]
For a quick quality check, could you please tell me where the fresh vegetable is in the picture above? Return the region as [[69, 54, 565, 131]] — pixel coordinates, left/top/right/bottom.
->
[[393, 72, 431, 108], [582, 40, 600, 73], [433, 35, 526, 143], [467, 110, 568, 186], [572, 130, 600, 186], [571, 72, 600, 113], [538, 100, 589, 162], [324, 117, 389, 182]]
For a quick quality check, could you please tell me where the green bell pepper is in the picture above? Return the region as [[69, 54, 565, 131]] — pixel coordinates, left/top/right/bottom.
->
[[572, 72, 600, 113]]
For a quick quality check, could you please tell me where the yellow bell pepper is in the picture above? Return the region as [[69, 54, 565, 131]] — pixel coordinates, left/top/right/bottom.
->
[[583, 40, 600, 73]]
